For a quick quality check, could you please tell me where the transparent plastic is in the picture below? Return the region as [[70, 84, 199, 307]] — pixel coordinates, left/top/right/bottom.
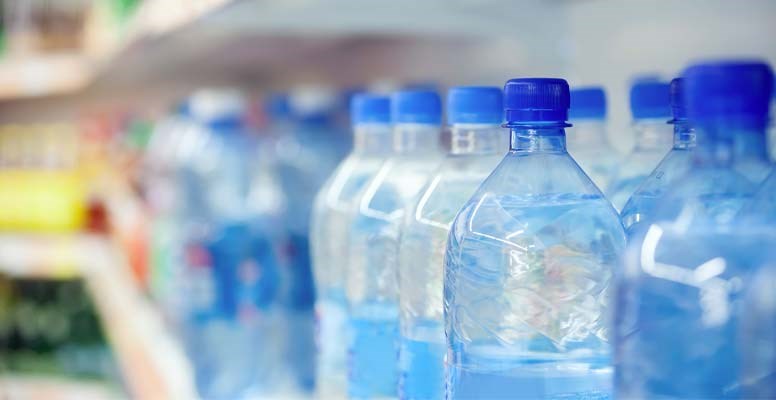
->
[[444, 126, 626, 399], [738, 170, 776, 398], [620, 120, 695, 235], [733, 130, 772, 184], [346, 123, 443, 398], [615, 124, 774, 398], [607, 119, 673, 211], [769, 98, 776, 160], [310, 123, 392, 398], [144, 111, 197, 321], [274, 116, 347, 393], [566, 120, 621, 191], [178, 122, 287, 399], [397, 124, 505, 400]]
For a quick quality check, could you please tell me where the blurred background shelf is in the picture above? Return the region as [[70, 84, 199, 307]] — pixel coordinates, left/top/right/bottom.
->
[[0, 0, 234, 99], [0, 53, 92, 100], [0, 374, 122, 400], [1, 0, 775, 152], [0, 234, 196, 399], [0, 234, 101, 278]]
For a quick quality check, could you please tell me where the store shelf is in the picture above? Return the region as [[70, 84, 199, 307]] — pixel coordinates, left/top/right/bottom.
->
[[0, 375, 122, 400], [0, 234, 197, 399], [0, 234, 94, 278], [0, 54, 93, 101], [0, 0, 564, 101], [0, 0, 236, 101], [0, 0, 775, 129]]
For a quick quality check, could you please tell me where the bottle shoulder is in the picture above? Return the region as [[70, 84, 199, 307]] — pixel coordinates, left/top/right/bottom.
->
[[352, 157, 441, 221], [644, 167, 763, 229], [629, 148, 694, 198], [403, 167, 495, 233], [318, 154, 387, 212], [475, 151, 603, 198], [447, 154, 624, 252]]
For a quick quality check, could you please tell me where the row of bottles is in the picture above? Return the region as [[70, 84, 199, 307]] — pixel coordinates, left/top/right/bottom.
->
[[310, 60, 775, 399], [143, 88, 350, 398]]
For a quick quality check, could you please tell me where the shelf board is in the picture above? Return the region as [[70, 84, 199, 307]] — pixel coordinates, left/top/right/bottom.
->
[[0, 233, 197, 399], [0, 54, 93, 101], [0, 0, 564, 101], [0, 233, 93, 278], [0, 0, 236, 101], [0, 375, 121, 400]]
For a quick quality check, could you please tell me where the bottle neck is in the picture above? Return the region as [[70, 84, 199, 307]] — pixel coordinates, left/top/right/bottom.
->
[[449, 124, 504, 155], [693, 123, 769, 167], [393, 123, 441, 154], [353, 123, 393, 155], [566, 119, 608, 148], [633, 118, 672, 150], [510, 126, 567, 153], [672, 120, 695, 150]]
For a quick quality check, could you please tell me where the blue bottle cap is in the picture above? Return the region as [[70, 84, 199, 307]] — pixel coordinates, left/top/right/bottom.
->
[[446, 86, 503, 124], [630, 79, 671, 119], [569, 87, 606, 120], [351, 94, 390, 125], [669, 78, 686, 122], [391, 90, 442, 124], [189, 88, 246, 130], [503, 78, 570, 126], [682, 60, 774, 126]]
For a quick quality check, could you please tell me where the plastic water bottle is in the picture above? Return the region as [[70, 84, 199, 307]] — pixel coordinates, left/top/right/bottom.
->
[[310, 94, 392, 398], [620, 78, 695, 234], [567, 87, 620, 191], [614, 60, 775, 398], [346, 90, 443, 398], [144, 101, 193, 321], [607, 80, 673, 211], [178, 89, 284, 399], [444, 78, 626, 399], [739, 169, 776, 398], [732, 101, 772, 184], [768, 81, 776, 160], [274, 88, 346, 393], [397, 86, 505, 400]]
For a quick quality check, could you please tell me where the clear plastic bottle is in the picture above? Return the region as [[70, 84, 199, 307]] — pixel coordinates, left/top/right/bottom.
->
[[144, 101, 194, 321], [444, 78, 626, 399], [733, 113, 772, 184], [346, 90, 443, 398], [310, 94, 392, 398], [178, 89, 285, 399], [397, 86, 505, 400], [739, 169, 776, 398], [274, 88, 346, 393], [620, 78, 696, 235], [615, 61, 775, 398], [607, 80, 673, 211], [768, 82, 776, 160], [567, 86, 620, 191]]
